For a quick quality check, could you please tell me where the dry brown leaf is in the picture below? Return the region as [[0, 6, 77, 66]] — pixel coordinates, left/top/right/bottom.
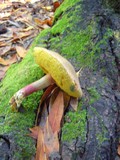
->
[[53, 1, 60, 11], [42, 24, 50, 29], [0, 12, 11, 19], [35, 90, 64, 160], [34, 17, 53, 27], [42, 6, 52, 11], [48, 87, 60, 110], [16, 46, 27, 58], [40, 84, 57, 105], [0, 54, 17, 66], [19, 30, 33, 38], [8, 54, 18, 64], [43, 119, 59, 155], [43, 18, 53, 27], [23, 26, 34, 31], [12, 30, 32, 42], [35, 120, 59, 160], [35, 127, 47, 160], [48, 91, 64, 133], [63, 92, 70, 110], [35, 84, 57, 125], [0, 46, 11, 56], [0, 2, 12, 9], [34, 18, 44, 26], [0, 57, 9, 65], [0, 41, 7, 47], [118, 143, 120, 156], [70, 97, 78, 111], [29, 126, 39, 139]]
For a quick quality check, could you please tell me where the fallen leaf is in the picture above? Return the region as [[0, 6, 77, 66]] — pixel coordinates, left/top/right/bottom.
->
[[12, 30, 32, 42], [40, 84, 57, 105], [29, 126, 39, 139], [42, 6, 52, 11], [0, 41, 7, 47], [35, 126, 47, 160], [63, 92, 70, 110], [70, 97, 78, 111], [42, 24, 50, 29], [43, 119, 59, 155], [0, 12, 11, 19], [23, 26, 34, 31], [0, 57, 9, 65], [0, 2, 12, 9], [0, 46, 11, 56], [118, 143, 120, 156], [34, 17, 53, 27], [35, 119, 59, 160], [34, 18, 44, 26], [44, 18, 53, 27], [30, 0, 40, 3], [0, 23, 7, 34], [20, 31, 33, 38], [16, 46, 27, 58], [0, 54, 17, 66], [48, 91, 64, 133], [53, 1, 60, 11], [34, 89, 65, 160], [35, 84, 57, 125]]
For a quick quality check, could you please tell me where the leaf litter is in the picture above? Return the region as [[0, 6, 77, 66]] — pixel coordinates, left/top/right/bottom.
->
[[0, 0, 61, 80], [29, 83, 78, 160]]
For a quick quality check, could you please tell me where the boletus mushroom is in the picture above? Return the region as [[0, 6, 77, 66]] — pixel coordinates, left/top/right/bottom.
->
[[10, 47, 82, 110]]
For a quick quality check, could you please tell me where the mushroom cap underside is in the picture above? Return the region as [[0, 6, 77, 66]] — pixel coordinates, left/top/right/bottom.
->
[[33, 47, 82, 98]]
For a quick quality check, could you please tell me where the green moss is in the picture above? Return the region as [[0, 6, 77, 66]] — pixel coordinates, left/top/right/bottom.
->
[[62, 110, 86, 142], [0, 30, 50, 158], [54, 0, 80, 19], [52, 10, 114, 69], [87, 87, 100, 104], [51, 8, 95, 68]]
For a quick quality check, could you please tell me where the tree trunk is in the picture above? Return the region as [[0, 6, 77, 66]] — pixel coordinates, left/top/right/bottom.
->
[[0, 0, 120, 159]]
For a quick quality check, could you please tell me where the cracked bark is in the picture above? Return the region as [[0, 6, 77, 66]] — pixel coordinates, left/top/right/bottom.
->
[[60, 0, 120, 160], [0, 0, 120, 159]]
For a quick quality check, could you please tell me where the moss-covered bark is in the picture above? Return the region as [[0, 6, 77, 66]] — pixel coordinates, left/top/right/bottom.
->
[[0, 0, 120, 159]]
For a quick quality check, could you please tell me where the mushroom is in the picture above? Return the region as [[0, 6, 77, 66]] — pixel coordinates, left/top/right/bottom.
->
[[10, 47, 82, 110]]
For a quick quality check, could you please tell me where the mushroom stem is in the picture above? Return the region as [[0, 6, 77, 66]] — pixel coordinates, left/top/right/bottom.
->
[[10, 74, 54, 110]]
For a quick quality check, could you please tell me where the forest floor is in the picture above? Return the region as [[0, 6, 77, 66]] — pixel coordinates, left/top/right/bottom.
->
[[0, 0, 60, 80]]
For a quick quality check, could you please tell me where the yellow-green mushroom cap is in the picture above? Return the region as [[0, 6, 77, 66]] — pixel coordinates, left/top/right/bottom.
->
[[33, 47, 82, 98]]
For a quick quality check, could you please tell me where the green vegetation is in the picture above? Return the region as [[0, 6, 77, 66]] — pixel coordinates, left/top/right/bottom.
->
[[0, 28, 53, 158], [87, 87, 100, 104], [62, 110, 86, 142], [0, 46, 44, 158]]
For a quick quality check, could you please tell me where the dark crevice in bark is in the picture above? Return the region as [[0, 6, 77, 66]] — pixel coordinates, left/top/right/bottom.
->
[[0, 135, 10, 160], [83, 107, 89, 157], [0, 135, 10, 149], [109, 37, 120, 91]]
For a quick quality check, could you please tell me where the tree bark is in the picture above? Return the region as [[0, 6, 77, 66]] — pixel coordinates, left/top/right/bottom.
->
[[0, 0, 120, 159]]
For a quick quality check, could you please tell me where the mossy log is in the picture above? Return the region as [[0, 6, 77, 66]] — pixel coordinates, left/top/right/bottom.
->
[[0, 0, 120, 159]]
